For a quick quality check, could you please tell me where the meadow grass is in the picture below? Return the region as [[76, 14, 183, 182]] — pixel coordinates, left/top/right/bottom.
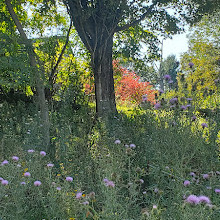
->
[[0, 100, 219, 220]]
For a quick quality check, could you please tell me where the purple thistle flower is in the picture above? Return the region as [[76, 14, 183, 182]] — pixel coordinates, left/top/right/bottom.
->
[[169, 97, 178, 105], [103, 178, 109, 183], [12, 156, 19, 161], [114, 139, 121, 144], [1, 180, 9, 185], [214, 189, 220, 194], [198, 195, 211, 204], [201, 123, 208, 128], [40, 151, 46, 156], [27, 149, 35, 153], [20, 181, 26, 185], [189, 172, 196, 177], [180, 105, 187, 110], [185, 195, 200, 205], [154, 102, 161, 110], [188, 62, 194, 68], [66, 176, 73, 182], [183, 180, 191, 187], [34, 181, 41, 186], [164, 74, 171, 81], [130, 144, 136, 149], [47, 163, 54, 168], [192, 115, 197, 121], [56, 187, 61, 191], [1, 160, 9, 166], [168, 80, 173, 84], [202, 174, 209, 179], [82, 201, 89, 205], [105, 180, 115, 187], [0, 177, 3, 182], [24, 172, 31, 177], [76, 192, 82, 199]]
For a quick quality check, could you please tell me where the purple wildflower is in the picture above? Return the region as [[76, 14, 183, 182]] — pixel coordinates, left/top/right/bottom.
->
[[34, 181, 42, 186], [1, 180, 9, 185], [201, 123, 208, 128], [12, 156, 19, 161], [198, 195, 211, 204], [40, 151, 46, 156], [114, 139, 121, 144], [202, 174, 209, 179], [153, 205, 157, 209], [0, 177, 3, 182], [180, 105, 187, 110], [192, 115, 197, 121], [76, 192, 82, 199], [169, 97, 178, 105], [24, 172, 31, 177], [66, 176, 73, 182], [188, 62, 194, 68], [159, 89, 164, 94], [20, 182, 26, 185], [214, 189, 220, 194], [27, 149, 35, 153], [185, 195, 200, 205], [130, 144, 136, 148], [106, 180, 115, 188], [56, 187, 61, 191], [183, 180, 190, 187], [190, 172, 196, 177], [168, 80, 173, 84], [164, 74, 171, 81], [186, 98, 193, 101], [1, 160, 9, 166], [82, 201, 89, 205], [139, 179, 144, 184], [47, 163, 54, 168], [154, 102, 161, 110]]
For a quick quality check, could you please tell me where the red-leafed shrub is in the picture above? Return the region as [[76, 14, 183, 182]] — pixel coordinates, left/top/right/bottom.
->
[[113, 61, 155, 104]]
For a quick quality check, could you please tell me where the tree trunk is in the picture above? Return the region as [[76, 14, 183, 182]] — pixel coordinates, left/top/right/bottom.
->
[[5, 0, 50, 151], [92, 36, 117, 117]]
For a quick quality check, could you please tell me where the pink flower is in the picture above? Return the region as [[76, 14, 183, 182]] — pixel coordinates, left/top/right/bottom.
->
[[76, 192, 82, 199], [20, 182, 26, 185], [34, 181, 42, 186], [202, 174, 209, 179], [12, 156, 19, 161], [27, 149, 35, 153], [1, 160, 9, 166], [47, 163, 54, 168], [66, 176, 73, 182], [198, 195, 211, 204], [24, 172, 31, 177], [1, 180, 9, 185], [183, 180, 190, 187], [185, 195, 200, 205], [214, 189, 220, 194], [153, 205, 157, 209], [114, 139, 121, 144], [40, 151, 46, 156]]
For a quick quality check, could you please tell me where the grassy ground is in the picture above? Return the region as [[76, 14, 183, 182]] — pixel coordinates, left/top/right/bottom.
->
[[0, 100, 219, 219]]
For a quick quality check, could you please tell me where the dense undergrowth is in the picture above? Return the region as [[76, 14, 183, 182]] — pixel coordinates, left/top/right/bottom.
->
[[0, 100, 220, 220]]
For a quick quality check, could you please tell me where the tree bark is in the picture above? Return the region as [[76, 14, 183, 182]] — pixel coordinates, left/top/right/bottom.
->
[[93, 36, 117, 116]]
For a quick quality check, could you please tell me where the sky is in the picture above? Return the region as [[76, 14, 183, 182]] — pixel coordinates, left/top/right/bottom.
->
[[162, 33, 189, 60]]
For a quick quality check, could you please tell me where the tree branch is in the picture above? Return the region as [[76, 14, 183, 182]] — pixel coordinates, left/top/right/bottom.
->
[[115, 3, 156, 32], [50, 19, 73, 85]]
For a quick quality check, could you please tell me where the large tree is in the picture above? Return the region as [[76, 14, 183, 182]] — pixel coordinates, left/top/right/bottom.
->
[[64, 0, 219, 116]]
